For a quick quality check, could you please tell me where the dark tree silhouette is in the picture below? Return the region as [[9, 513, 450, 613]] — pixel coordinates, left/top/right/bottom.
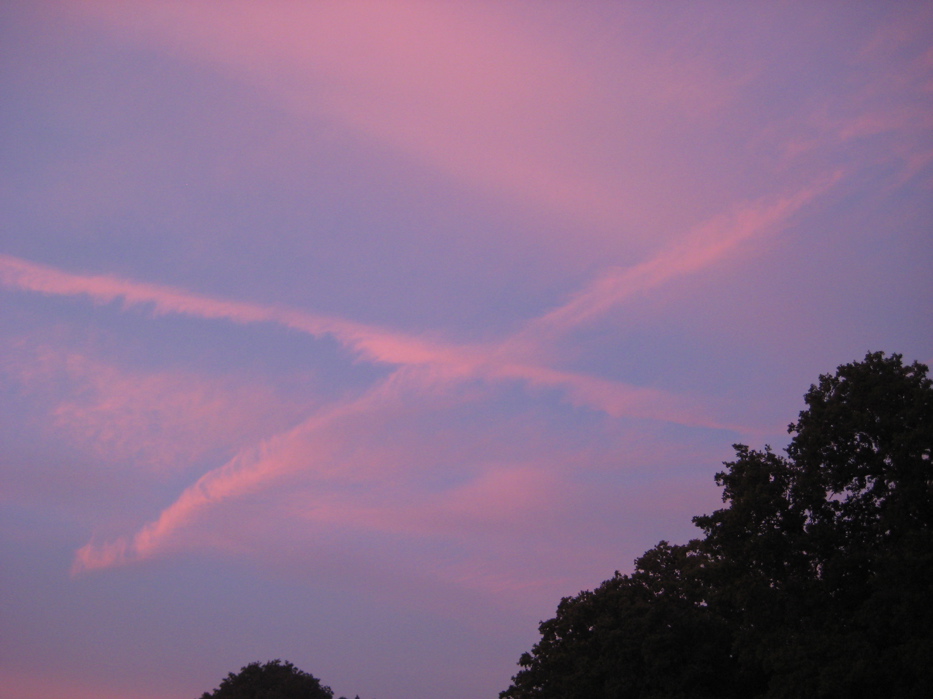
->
[[198, 659, 336, 699], [501, 540, 738, 699], [502, 352, 932, 699]]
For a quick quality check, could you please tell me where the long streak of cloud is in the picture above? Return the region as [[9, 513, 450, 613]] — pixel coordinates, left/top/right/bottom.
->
[[0, 243, 742, 431], [71, 367, 466, 574], [0, 252, 457, 368], [2, 178, 836, 574], [71, 389, 373, 574], [516, 176, 839, 344]]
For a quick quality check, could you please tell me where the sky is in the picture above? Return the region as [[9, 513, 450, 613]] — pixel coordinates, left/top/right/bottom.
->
[[1, 2, 931, 698]]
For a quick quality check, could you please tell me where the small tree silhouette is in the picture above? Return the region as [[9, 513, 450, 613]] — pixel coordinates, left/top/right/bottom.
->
[[199, 659, 335, 699]]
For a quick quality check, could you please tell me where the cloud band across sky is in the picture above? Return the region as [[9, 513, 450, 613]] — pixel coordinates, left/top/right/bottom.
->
[[5, 177, 828, 576], [3, 5, 930, 698]]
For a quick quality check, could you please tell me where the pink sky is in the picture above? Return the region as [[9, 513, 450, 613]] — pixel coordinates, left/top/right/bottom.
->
[[2, 2, 931, 698]]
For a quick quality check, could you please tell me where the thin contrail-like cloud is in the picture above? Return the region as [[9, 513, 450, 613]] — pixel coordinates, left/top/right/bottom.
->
[[0, 252, 461, 367], [0, 250, 740, 430], [514, 177, 839, 346], [71, 380, 395, 574], [3, 178, 839, 575]]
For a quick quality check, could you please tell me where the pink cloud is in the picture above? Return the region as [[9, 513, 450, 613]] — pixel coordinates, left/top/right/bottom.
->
[[771, 13, 933, 183], [495, 364, 738, 431], [4, 5, 930, 698], [518, 177, 838, 341], [71, 424, 320, 573], [71, 0, 743, 252], [70, 376, 412, 574], [0, 252, 471, 370], [61, 335, 733, 620], [5, 343, 301, 474], [271, 447, 713, 611], [301, 463, 567, 539], [1, 252, 749, 432], [68, 361, 709, 585], [70, 367, 574, 575], [7, 173, 832, 577]]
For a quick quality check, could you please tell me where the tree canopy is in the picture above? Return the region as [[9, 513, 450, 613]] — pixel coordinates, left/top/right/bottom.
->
[[501, 352, 932, 699], [198, 659, 336, 699]]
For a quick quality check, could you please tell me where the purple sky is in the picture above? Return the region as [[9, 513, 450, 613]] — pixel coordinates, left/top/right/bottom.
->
[[1, 2, 931, 698]]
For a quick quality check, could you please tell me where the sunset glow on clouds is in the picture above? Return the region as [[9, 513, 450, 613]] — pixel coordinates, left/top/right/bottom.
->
[[2, 2, 931, 698]]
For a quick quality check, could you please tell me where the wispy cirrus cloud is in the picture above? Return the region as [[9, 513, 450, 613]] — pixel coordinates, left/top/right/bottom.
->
[[4, 175, 837, 576], [70, 376, 402, 573], [1, 219, 771, 438], [70, 364, 569, 574], [516, 177, 837, 343], [4, 4, 932, 697], [72, 0, 742, 244], [3, 343, 300, 474], [0, 252, 470, 368]]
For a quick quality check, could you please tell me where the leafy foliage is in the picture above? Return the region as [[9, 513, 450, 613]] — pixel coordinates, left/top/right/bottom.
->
[[198, 659, 335, 699], [502, 352, 932, 698]]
